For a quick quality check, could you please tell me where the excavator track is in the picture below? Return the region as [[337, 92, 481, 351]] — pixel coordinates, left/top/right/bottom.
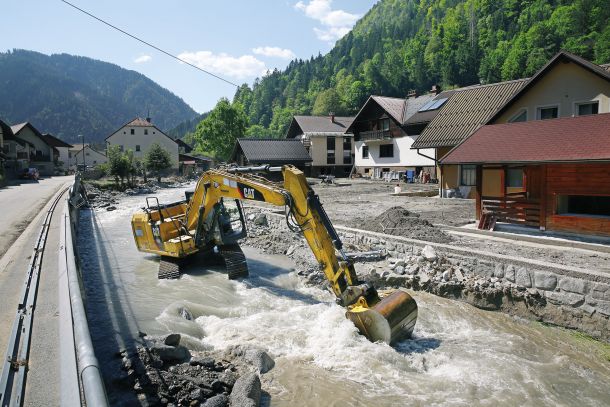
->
[[218, 244, 249, 279], [159, 256, 181, 279]]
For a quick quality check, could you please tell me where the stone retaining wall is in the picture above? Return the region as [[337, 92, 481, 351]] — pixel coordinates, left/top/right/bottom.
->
[[257, 210, 610, 341]]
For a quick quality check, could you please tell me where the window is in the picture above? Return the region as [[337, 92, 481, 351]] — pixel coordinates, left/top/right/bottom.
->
[[460, 165, 476, 186], [362, 145, 369, 159], [537, 106, 558, 120], [379, 118, 390, 131], [509, 109, 527, 123], [379, 144, 393, 158], [130, 128, 135, 135], [557, 195, 610, 217], [327, 137, 335, 164], [343, 150, 351, 164], [342, 137, 351, 164], [136, 145, 141, 152], [506, 168, 523, 187], [86, 152, 90, 156], [68, 152, 72, 158], [343, 137, 351, 150], [144, 129, 148, 135], [577, 101, 599, 116], [119, 145, 124, 152]]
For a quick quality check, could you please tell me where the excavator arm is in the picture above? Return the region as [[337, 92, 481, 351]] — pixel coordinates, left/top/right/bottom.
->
[[131, 165, 417, 344]]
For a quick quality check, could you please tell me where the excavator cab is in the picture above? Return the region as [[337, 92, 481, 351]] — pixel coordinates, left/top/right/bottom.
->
[[213, 199, 247, 245]]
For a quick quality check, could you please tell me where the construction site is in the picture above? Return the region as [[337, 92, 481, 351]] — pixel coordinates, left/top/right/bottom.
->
[[68, 172, 608, 407]]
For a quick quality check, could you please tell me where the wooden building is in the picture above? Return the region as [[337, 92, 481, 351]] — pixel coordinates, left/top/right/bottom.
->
[[441, 114, 610, 237]]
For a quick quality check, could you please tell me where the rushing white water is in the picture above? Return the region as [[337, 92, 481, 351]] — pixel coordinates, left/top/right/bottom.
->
[[78, 186, 610, 407]]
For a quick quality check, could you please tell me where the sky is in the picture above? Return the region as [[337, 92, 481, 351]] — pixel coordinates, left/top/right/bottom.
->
[[1, 0, 378, 114]]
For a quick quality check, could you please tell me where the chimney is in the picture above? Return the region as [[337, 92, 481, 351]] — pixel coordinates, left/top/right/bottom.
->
[[145, 117, 151, 123], [329, 112, 335, 123], [430, 84, 441, 95], [407, 89, 418, 98]]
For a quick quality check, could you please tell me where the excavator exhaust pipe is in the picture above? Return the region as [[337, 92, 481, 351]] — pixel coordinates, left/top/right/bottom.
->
[[346, 289, 418, 344]]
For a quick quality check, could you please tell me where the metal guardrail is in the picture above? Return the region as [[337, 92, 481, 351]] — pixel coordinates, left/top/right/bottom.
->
[[0, 186, 67, 406], [62, 175, 109, 406]]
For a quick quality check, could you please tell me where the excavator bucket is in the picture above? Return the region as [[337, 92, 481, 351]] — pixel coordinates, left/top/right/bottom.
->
[[346, 289, 418, 344]]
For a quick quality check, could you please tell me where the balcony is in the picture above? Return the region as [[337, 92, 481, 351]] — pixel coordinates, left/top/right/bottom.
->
[[359, 129, 391, 142]]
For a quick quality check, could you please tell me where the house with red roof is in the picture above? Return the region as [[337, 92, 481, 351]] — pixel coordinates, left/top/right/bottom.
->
[[441, 51, 610, 237]]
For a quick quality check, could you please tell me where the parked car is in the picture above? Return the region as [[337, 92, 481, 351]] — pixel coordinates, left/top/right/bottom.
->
[[21, 167, 39, 180]]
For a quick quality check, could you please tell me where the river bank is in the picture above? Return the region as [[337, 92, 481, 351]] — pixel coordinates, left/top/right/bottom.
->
[[76, 184, 610, 406]]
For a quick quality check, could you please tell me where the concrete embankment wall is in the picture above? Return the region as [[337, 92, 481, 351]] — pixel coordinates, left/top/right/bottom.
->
[[60, 178, 109, 406], [259, 211, 610, 341]]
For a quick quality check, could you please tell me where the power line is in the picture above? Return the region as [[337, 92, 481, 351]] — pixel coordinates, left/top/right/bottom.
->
[[59, 0, 239, 87]]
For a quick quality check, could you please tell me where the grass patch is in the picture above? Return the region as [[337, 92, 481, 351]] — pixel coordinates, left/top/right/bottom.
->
[[569, 331, 610, 362]]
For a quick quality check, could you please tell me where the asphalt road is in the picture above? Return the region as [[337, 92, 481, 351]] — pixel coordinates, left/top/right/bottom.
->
[[0, 176, 72, 405], [0, 176, 73, 256]]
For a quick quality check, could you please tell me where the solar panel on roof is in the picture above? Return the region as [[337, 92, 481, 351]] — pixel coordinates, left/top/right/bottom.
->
[[429, 98, 448, 110], [417, 100, 436, 112]]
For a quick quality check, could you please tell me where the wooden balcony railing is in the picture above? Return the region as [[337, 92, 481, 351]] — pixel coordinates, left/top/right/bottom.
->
[[360, 129, 391, 141], [481, 194, 541, 228]]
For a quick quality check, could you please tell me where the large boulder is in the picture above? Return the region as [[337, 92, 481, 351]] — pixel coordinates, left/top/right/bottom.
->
[[421, 245, 437, 262], [230, 373, 261, 407], [244, 349, 275, 374]]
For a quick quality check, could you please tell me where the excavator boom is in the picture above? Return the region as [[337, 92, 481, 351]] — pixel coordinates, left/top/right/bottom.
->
[[131, 165, 417, 344]]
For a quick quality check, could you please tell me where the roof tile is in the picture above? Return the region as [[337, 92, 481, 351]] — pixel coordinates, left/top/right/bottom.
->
[[412, 79, 528, 149], [441, 113, 610, 164], [233, 138, 312, 164]]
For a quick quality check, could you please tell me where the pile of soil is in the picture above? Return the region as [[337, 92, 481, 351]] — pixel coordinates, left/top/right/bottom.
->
[[360, 206, 452, 244]]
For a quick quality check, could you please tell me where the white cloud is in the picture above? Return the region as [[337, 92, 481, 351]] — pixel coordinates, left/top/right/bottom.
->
[[177, 51, 266, 79], [252, 46, 296, 60], [134, 54, 152, 63], [295, 0, 360, 41]]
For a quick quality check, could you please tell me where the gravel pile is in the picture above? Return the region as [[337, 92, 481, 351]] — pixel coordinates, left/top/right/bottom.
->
[[360, 206, 453, 244]]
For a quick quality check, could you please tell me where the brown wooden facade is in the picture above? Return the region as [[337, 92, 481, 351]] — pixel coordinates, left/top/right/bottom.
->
[[476, 162, 610, 237]]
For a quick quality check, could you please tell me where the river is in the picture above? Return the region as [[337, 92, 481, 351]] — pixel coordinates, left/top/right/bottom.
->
[[77, 185, 610, 407]]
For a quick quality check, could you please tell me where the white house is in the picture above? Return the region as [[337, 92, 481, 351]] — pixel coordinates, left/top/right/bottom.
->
[[106, 117, 179, 169], [70, 144, 107, 169], [347, 94, 445, 179]]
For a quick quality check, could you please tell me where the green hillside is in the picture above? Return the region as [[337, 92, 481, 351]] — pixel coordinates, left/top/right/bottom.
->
[[233, 0, 610, 136], [0, 49, 198, 143]]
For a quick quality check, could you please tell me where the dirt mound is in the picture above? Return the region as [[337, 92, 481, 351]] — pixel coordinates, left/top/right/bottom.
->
[[361, 206, 452, 243]]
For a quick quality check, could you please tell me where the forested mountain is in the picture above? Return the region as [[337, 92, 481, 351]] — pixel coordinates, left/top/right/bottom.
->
[[0, 50, 198, 143], [233, 0, 610, 136], [167, 112, 209, 139]]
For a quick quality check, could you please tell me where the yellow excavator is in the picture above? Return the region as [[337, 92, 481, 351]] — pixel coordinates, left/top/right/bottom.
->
[[131, 165, 417, 344]]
